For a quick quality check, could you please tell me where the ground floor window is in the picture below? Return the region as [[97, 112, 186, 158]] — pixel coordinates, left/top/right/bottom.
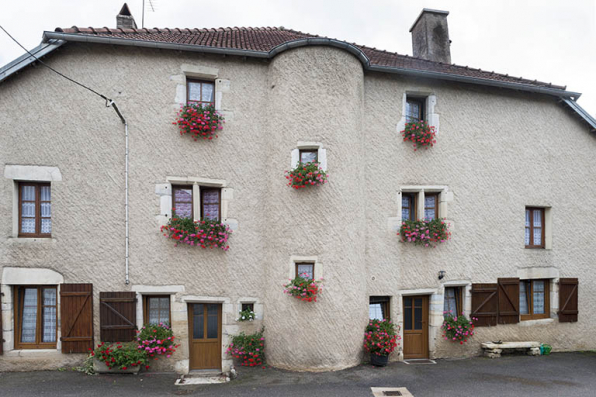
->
[[444, 287, 463, 317], [14, 286, 57, 349], [143, 295, 171, 325], [369, 296, 390, 320], [520, 279, 550, 320]]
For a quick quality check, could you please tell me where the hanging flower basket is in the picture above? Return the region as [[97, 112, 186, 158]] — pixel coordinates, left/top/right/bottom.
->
[[283, 274, 323, 302], [173, 103, 224, 141], [284, 162, 328, 189], [401, 121, 436, 151], [399, 219, 451, 247], [441, 313, 477, 345], [161, 210, 231, 251]]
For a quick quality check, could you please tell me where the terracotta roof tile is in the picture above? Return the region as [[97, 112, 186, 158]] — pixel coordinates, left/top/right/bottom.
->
[[52, 26, 566, 90]]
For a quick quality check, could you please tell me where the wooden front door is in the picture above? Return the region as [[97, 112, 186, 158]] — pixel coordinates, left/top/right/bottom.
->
[[403, 295, 429, 359], [188, 303, 222, 370]]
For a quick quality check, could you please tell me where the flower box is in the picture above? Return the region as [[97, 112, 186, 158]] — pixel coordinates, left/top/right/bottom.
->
[[161, 212, 231, 251], [401, 121, 436, 151], [283, 274, 323, 302], [93, 358, 140, 374], [399, 219, 451, 247], [441, 313, 477, 345], [284, 162, 328, 189], [173, 103, 224, 141]]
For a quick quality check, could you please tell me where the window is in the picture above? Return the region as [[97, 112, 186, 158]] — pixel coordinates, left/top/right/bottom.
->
[[369, 296, 390, 320], [406, 97, 425, 123], [15, 286, 57, 349], [18, 182, 51, 237], [172, 185, 193, 219], [299, 149, 318, 164], [424, 193, 439, 220], [201, 188, 221, 221], [444, 287, 463, 317], [296, 262, 314, 280], [520, 279, 550, 320], [241, 303, 254, 312], [143, 295, 171, 325], [525, 207, 545, 248], [402, 193, 418, 221], [187, 80, 215, 106]]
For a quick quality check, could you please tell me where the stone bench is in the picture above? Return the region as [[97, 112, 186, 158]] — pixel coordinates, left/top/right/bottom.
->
[[482, 341, 541, 358]]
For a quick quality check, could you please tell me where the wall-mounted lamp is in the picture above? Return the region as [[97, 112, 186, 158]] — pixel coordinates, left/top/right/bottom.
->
[[438, 270, 446, 280]]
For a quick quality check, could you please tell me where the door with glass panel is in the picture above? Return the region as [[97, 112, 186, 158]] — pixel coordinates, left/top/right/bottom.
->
[[403, 295, 429, 359], [188, 303, 222, 370]]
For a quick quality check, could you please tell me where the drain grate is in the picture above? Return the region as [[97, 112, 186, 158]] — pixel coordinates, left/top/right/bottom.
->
[[371, 387, 413, 397], [383, 392, 402, 396]]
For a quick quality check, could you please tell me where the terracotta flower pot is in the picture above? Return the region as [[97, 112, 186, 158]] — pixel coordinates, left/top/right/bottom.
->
[[370, 353, 389, 367]]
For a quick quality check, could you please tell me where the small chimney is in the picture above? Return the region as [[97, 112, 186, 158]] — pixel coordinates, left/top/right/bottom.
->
[[409, 9, 451, 64], [116, 3, 137, 29]]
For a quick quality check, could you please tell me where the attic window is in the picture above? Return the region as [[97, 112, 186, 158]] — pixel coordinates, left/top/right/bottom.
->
[[406, 97, 425, 122]]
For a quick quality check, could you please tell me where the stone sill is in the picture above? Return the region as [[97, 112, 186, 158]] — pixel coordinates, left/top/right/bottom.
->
[[519, 318, 555, 327], [6, 237, 57, 244], [4, 349, 61, 357]]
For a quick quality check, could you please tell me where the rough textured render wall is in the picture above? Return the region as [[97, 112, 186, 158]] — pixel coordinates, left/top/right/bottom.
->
[[1, 42, 595, 372], [263, 47, 368, 371]]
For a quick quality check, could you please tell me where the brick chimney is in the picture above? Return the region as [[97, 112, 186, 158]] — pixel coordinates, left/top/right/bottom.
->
[[409, 9, 451, 64], [116, 3, 137, 29]]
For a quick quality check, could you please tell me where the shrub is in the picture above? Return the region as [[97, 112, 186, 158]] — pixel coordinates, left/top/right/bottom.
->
[[399, 218, 451, 247], [237, 308, 256, 322], [136, 323, 179, 360], [363, 319, 400, 356], [173, 103, 224, 141], [161, 210, 231, 251], [285, 162, 328, 189], [226, 329, 265, 367], [441, 313, 477, 345], [93, 342, 147, 370], [401, 120, 436, 151], [283, 274, 323, 302]]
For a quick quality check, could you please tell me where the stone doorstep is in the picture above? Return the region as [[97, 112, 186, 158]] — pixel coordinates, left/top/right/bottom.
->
[[176, 370, 230, 386], [481, 341, 540, 349]]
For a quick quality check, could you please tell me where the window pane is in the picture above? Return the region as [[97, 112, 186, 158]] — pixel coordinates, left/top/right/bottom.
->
[[404, 306, 412, 330], [201, 83, 214, 104], [414, 306, 423, 330], [207, 304, 218, 338], [174, 188, 192, 218], [202, 204, 219, 220], [525, 227, 531, 246], [40, 185, 51, 201], [297, 264, 314, 280], [406, 101, 421, 122], [444, 288, 457, 317], [202, 190, 219, 204], [300, 151, 318, 163], [188, 82, 202, 102], [525, 210, 530, 227], [41, 219, 52, 234], [21, 201, 35, 217], [369, 303, 383, 320], [533, 227, 542, 246], [533, 281, 545, 314], [192, 304, 204, 339], [21, 218, 36, 234], [148, 298, 160, 324], [21, 288, 38, 343], [43, 303, 57, 343], [519, 282, 529, 315], [41, 202, 51, 217], [21, 185, 35, 201], [533, 210, 542, 227]]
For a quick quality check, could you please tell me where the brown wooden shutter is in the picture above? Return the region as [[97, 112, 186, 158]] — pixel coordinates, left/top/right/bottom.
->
[[0, 289, 3, 355], [497, 278, 520, 324], [471, 283, 498, 327], [100, 292, 137, 342], [558, 278, 578, 322], [60, 284, 94, 353]]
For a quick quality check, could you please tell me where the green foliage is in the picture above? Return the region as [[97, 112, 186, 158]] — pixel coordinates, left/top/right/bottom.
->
[[137, 323, 178, 358], [284, 162, 328, 189], [283, 274, 322, 302], [226, 329, 265, 367], [160, 211, 231, 250], [75, 353, 96, 375], [363, 319, 400, 356], [399, 218, 451, 247], [94, 342, 147, 370], [237, 308, 256, 322], [441, 313, 476, 344]]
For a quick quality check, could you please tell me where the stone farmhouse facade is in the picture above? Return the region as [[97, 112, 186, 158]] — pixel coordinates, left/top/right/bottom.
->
[[1, 6, 595, 373]]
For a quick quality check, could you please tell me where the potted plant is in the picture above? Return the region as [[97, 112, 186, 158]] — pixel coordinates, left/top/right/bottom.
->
[[400, 120, 436, 151], [399, 218, 451, 247], [226, 329, 265, 367], [284, 162, 328, 189], [363, 319, 399, 367], [283, 273, 323, 302], [136, 323, 180, 361], [161, 210, 231, 251], [441, 313, 477, 345], [93, 342, 147, 374], [173, 103, 224, 141], [237, 307, 256, 322]]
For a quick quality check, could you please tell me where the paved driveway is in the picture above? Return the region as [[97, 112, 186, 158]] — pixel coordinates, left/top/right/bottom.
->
[[0, 352, 594, 396]]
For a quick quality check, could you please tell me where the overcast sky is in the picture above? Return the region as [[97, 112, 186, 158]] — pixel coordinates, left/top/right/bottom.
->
[[1, 0, 595, 116]]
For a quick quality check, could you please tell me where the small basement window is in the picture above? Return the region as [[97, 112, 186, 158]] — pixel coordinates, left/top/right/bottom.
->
[[369, 296, 390, 320], [241, 303, 254, 312]]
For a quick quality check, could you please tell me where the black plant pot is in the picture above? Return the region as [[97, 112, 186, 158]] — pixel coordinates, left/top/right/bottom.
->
[[370, 353, 389, 367]]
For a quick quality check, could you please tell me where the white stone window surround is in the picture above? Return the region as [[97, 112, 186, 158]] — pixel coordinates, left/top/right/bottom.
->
[[440, 280, 472, 318], [389, 186, 453, 232], [396, 92, 440, 135], [155, 176, 237, 231], [1, 267, 64, 353], [288, 255, 323, 281], [4, 165, 62, 239], [525, 206, 553, 250], [517, 267, 559, 321], [291, 142, 328, 171], [172, 64, 231, 116], [131, 285, 185, 329], [236, 297, 264, 321]]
